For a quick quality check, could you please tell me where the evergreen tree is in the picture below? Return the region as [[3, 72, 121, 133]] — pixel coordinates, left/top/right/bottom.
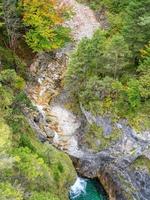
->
[[103, 34, 131, 78], [3, 0, 22, 49], [123, 0, 150, 62]]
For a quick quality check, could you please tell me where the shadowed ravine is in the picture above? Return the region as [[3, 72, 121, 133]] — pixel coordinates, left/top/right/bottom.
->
[[25, 1, 110, 199], [25, 1, 150, 200], [26, 0, 104, 157]]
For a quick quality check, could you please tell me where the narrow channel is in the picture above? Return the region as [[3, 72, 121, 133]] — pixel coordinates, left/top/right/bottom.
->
[[69, 177, 108, 200]]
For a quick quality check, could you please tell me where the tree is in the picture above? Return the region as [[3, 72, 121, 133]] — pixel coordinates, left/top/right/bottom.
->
[[65, 30, 107, 98], [0, 0, 4, 28], [0, 69, 25, 91], [101, 0, 129, 13], [66, 30, 130, 96], [20, 0, 71, 52], [103, 34, 131, 78], [122, 0, 150, 61], [3, 0, 22, 49], [0, 69, 25, 116], [125, 79, 141, 110], [139, 73, 150, 100], [138, 43, 150, 73], [13, 147, 53, 182], [138, 43, 150, 100]]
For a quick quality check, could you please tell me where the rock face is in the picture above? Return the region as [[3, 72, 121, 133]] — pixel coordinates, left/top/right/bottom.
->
[[25, 1, 150, 200], [61, 0, 101, 41], [73, 108, 150, 200], [26, 0, 102, 154]]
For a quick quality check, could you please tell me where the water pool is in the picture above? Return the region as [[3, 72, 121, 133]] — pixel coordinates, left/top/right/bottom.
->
[[69, 177, 108, 200]]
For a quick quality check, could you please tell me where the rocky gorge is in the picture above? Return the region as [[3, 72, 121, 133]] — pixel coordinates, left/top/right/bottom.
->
[[24, 0, 150, 200]]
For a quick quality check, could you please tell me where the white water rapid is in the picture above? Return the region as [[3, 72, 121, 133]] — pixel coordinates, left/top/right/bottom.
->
[[70, 177, 87, 198]]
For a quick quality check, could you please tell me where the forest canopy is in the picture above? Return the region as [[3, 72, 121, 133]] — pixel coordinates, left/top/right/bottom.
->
[[0, 0, 150, 199], [66, 0, 150, 130], [0, 0, 75, 199], [1, 0, 71, 52]]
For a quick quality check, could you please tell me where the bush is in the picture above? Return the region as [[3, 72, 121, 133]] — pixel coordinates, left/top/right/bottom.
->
[[0, 182, 23, 200], [19, 0, 71, 52]]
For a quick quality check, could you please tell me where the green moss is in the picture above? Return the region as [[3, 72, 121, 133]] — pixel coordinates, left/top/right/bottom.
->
[[84, 123, 121, 152], [131, 156, 150, 173], [117, 174, 136, 200]]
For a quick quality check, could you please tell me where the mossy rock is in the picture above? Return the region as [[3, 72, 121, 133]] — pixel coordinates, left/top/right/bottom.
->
[[131, 155, 150, 174], [84, 123, 122, 152], [116, 172, 136, 200]]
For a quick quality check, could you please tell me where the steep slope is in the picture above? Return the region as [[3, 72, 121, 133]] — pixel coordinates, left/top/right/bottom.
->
[[26, 0, 103, 154], [25, 1, 150, 200]]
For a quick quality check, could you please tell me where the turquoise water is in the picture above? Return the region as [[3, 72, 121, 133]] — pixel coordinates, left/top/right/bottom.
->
[[69, 177, 108, 200]]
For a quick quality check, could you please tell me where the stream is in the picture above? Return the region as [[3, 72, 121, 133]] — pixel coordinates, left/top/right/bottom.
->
[[69, 177, 108, 200]]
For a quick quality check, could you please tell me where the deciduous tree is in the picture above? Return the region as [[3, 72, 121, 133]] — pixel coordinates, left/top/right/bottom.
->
[[20, 0, 71, 52]]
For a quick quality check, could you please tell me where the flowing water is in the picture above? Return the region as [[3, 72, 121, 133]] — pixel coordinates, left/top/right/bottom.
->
[[69, 177, 108, 200]]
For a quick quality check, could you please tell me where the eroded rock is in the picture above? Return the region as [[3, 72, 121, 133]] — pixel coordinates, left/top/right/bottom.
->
[[25, 1, 150, 199]]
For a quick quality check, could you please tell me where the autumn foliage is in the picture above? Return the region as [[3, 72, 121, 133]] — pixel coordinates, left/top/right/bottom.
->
[[20, 0, 71, 52]]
